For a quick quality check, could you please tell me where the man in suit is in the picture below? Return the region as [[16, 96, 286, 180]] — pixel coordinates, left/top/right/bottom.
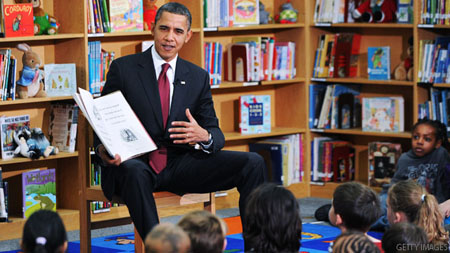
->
[[95, 2, 266, 242]]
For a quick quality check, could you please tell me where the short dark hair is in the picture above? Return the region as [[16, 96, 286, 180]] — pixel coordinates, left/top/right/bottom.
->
[[333, 230, 380, 253], [154, 2, 192, 31], [21, 210, 67, 253], [413, 118, 449, 150], [333, 182, 381, 231], [244, 183, 302, 253], [382, 222, 428, 253]]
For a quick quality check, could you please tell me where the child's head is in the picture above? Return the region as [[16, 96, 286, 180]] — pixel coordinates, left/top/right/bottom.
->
[[21, 210, 68, 253], [329, 182, 381, 232], [381, 222, 428, 253], [332, 230, 380, 253], [177, 210, 227, 253], [387, 180, 449, 244], [243, 183, 302, 253], [411, 118, 448, 156], [145, 223, 191, 253]]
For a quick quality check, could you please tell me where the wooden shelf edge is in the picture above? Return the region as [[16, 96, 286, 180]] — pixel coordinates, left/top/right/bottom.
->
[[0, 152, 79, 166], [224, 127, 306, 141], [314, 23, 413, 28], [0, 33, 84, 42], [310, 77, 414, 86], [88, 30, 152, 38], [211, 78, 304, 90], [204, 23, 304, 32], [0, 96, 73, 106], [310, 128, 411, 138]]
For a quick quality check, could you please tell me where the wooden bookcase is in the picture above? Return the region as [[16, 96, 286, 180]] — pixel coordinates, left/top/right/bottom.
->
[[1, 0, 443, 249]]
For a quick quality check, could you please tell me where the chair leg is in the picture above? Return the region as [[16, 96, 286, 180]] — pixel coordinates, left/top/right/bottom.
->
[[204, 192, 216, 214], [134, 226, 145, 253]]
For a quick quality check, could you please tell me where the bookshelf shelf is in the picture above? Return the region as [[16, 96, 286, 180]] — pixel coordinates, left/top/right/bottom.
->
[[0, 152, 79, 166], [210, 78, 305, 90], [0, 96, 73, 106], [224, 127, 306, 141], [0, 33, 85, 42], [310, 77, 414, 86], [417, 24, 450, 29], [207, 23, 304, 32], [310, 129, 411, 138], [314, 23, 414, 29]]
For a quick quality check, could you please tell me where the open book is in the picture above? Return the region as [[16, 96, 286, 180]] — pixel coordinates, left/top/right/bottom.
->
[[73, 88, 157, 162]]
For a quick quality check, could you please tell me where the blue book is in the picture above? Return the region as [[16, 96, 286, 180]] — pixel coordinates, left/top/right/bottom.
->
[[249, 142, 283, 185], [368, 47, 391, 80], [239, 95, 271, 134], [309, 84, 327, 129]]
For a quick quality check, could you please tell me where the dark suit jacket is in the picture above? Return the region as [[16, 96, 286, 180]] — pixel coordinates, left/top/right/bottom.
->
[[96, 48, 225, 199]]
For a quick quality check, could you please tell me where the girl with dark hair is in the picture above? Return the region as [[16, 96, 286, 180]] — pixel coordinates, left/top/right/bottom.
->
[[382, 222, 428, 253], [243, 183, 302, 252], [21, 210, 68, 253]]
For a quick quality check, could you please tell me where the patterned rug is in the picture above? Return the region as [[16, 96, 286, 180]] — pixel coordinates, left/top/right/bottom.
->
[[2, 217, 383, 253]]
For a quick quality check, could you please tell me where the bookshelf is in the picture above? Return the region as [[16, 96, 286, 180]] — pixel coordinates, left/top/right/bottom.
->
[[1, 0, 440, 249]]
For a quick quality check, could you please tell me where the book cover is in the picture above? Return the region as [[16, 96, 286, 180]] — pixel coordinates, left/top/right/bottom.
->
[[239, 95, 271, 134], [362, 97, 404, 132], [227, 43, 250, 82], [309, 84, 327, 129], [22, 169, 56, 218], [3, 3, 33, 37], [333, 33, 361, 78], [368, 142, 402, 187], [44, 64, 77, 97], [332, 144, 354, 182], [233, 0, 259, 25], [0, 114, 30, 159], [109, 0, 143, 32], [48, 103, 79, 153], [397, 0, 413, 24], [249, 142, 283, 185], [368, 46, 391, 80]]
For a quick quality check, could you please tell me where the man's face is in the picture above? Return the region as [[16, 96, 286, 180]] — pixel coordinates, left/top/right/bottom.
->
[[152, 11, 192, 62]]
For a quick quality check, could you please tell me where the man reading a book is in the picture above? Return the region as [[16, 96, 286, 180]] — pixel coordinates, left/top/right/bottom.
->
[[94, 2, 266, 245]]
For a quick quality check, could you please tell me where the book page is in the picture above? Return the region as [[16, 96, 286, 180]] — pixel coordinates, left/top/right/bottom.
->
[[75, 88, 156, 162]]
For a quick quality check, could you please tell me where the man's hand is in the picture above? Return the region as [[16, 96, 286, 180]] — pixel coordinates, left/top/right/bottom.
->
[[169, 108, 209, 144], [97, 144, 121, 166]]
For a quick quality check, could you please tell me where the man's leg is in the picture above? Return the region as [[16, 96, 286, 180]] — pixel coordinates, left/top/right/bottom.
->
[[112, 158, 159, 240]]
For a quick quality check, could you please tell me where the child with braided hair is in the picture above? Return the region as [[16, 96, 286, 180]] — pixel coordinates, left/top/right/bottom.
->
[[387, 180, 449, 248]]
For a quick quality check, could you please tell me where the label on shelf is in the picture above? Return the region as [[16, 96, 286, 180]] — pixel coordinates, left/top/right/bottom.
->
[[311, 128, 324, 132], [243, 82, 259, 87], [311, 78, 326, 82], [203, 27, 218, 32], [310, 181, 325, 186], [315, 23, 331, 27], [88, 33, 105, 37], [417, 24, 434, 28]]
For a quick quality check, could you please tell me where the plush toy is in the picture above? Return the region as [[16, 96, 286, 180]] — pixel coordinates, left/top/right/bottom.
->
[[143, 0, 157, 31], [275, 0, 298, 24], [26, 128, 59, 159], [16, 43, 46, 99], [13, 128, 38, 159], [14, 0, 59, 35], [259, 2, 270, 24], [393, 37, 413, 81], [352, 0, 397, 23]]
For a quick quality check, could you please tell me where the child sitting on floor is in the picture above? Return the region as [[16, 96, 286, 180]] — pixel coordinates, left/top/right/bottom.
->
[[381, 222, 428, 253], [332, 230, 380, 253], [328, 182, 382, 249], [144, 222, 191, 253]]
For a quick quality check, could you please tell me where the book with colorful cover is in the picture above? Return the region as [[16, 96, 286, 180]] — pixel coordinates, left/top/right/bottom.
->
[[367, 46, 391, 80], [44, 64, 77, 97], [233, 0, 259, 25], [362, 97, 404, 132], [48, 103, 79, 153], [368, 142, 402, 187], [239, 95, 271, 134], [0, 114, 30, 159], [3, 3, 33, 37], [109, 0, 143, 32]]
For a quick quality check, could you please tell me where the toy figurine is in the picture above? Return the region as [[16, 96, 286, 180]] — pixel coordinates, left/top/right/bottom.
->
[[143, 0, 157, 30], [353, 0, 397, 23], [275, 0, 298, 24]]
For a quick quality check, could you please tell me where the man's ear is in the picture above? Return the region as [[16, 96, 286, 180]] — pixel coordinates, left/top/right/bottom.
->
[[151, 22, 156, 34], [185, 30, 192, 43]]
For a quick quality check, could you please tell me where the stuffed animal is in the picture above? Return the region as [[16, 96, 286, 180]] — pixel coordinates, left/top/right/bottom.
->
[[393, 37, 413, 81], [14, 0, 59, 35], [275, 0, 298, 24], [13, 128, 38, 159], [26, 128, 58, 159], [352, 0, 397, 23], [259, 2, 270, 24], [143, 0, 157, 31], [16, 43, 46, 99]]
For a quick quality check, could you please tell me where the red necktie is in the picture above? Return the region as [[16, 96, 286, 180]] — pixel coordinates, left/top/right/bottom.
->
[[149, 63, 170, 174]]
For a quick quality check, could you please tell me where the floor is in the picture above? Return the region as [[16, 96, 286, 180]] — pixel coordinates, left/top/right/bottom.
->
[[0, 197, 331, 251]]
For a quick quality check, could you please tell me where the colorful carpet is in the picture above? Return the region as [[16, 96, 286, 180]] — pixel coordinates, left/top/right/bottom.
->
[[2, 217, 383, 253]]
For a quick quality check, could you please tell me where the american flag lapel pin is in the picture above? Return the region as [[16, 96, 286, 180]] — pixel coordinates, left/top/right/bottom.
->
[[180, 80, 186, 85]]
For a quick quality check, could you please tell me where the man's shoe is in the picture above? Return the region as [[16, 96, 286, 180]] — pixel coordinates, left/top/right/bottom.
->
[[314, 204, 331, 222]]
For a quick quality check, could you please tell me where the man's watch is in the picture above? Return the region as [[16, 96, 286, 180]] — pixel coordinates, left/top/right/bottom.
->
[[201, 133, 212, 145]]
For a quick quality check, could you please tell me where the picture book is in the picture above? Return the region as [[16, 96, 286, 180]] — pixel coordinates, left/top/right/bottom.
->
[[48, 103, 79, 153], [6, 169, 56, 218], [249, 142, 283, 185], [239, 95, 271, 134], [44, 64, 77, 97], [362, 97, 404, 132], [109, 0, 143, 32], [233, 0, 259, 25], [368, 142, 402, 187], [367, 46, 391, 80], [3, 3, 33, 37], [397, 0, 413, 24], [0, 114, 30, 159]]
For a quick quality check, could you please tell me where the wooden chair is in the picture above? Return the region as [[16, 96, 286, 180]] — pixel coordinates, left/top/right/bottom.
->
[[82, 188, 215, 253]]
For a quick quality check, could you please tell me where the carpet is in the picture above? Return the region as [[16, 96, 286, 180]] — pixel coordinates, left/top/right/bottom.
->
[[2, 217, 383, 253]]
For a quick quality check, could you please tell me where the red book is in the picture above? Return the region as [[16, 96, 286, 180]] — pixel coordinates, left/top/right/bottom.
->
[[3, 4, 34, 37], [333, 33, 361, 78]]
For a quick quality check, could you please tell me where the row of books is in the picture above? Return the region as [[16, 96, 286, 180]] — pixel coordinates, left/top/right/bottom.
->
[[88, 41, 115, 95], [204, 42, 223, 86], [418, 37, 450, 84], [87, 0, 143, 34], [226, 37, 296, 82], [89, 148, 117, 213], [420, 0, 450, 25], [312, 33, 361, 79], [203, 0, 259, 28], [418, 87, 450, 133], [309, 84, 361, 129], [0, 48, 16, 101], [249, 134, 303, 186]]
